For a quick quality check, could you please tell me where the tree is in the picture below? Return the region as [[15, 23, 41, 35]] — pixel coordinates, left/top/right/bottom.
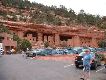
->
[[0, 23, 10, 34], [61, 40, 67, 47], [100, 22, 106, 29], [13, 34, 22, 50], [0, 23, 11, 42], [79, 9, 85, 14], [69, 8, 76, 22], [44, 41, 49, 48], [18, 1, 26, 9], [95, 15, 102, 27], [20, 39, 31, 51], [84, 14, 97, 25], [53, 17, 62, 25], [98, 40, 106, 48], [76, 10, 87, 25]]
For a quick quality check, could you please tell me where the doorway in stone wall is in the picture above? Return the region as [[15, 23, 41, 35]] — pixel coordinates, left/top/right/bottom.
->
[[60, 35, 72, 47]]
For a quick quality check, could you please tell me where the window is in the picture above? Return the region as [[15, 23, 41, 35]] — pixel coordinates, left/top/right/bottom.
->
[[13, 32, 15, 35], [7, 37, 9, 40]]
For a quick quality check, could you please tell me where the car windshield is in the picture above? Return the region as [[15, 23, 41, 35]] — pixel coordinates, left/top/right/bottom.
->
[[78, 51, 95, 58], [79, 52, 85, 56]]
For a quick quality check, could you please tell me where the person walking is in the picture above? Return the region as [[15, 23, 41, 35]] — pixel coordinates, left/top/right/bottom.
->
[[80, 49, 93, 80]]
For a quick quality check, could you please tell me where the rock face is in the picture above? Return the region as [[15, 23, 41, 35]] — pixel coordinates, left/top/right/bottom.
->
[[0, 20, 105, 50]]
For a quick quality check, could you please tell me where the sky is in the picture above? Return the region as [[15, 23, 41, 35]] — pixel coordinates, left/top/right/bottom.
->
[[28, 0, 106, 16]]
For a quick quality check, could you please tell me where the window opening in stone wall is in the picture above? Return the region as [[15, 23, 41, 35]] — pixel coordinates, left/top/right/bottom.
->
[[60, 35, 72, 41]]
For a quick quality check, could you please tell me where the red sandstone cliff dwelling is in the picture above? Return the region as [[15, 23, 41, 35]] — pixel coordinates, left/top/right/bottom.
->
[[0, 20, 105, 51]]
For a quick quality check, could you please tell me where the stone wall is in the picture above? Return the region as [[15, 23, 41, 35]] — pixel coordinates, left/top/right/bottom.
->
[[0, 20, 105, 48]]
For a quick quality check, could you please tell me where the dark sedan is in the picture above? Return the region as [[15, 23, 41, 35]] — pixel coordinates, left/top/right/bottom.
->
[[75, 52, 101, 70]]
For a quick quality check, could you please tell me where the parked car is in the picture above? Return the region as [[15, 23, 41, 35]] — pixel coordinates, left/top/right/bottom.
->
[[73, 47, 83, 54], [37, 49, 53, 56], [0, 48, 4, 55], [0, 43, 4, 55], [25, 48, 53, 57], [55, 49, 65, 55], [25, 49, 43, 57], [6, 50, 12, 55], [65, 48, 78, 54], [75, 51, 101, 70]]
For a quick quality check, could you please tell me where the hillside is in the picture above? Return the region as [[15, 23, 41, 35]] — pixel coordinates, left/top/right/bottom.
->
[[0, 0, 106, 29]]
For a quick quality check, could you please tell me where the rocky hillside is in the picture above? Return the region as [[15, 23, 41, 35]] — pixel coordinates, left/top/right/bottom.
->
[[0, 0, 106, 29]]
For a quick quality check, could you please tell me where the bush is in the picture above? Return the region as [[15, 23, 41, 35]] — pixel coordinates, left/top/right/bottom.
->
[[20, 39, 31, 51], [97, 53, 105, 61], [44, 41, 49, 48]]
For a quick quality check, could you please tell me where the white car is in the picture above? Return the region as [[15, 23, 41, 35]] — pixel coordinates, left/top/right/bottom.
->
[[0, 48, 4, 55]]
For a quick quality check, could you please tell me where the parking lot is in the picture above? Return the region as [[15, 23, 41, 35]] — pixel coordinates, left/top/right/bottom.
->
[[0, 54, 106, 80]]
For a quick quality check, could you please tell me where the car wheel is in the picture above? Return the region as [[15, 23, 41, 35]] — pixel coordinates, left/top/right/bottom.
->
[[105, 64, 106, 68], [92, 63, 97, 70], [75, 64, 79, 68]]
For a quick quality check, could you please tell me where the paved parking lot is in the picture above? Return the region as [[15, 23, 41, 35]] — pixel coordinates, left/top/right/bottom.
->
[[32, 54, 77, 61], [0, 54, 106, 80]]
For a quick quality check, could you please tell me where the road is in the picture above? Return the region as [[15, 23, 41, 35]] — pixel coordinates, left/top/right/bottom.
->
[[0, 54, 106, 80]]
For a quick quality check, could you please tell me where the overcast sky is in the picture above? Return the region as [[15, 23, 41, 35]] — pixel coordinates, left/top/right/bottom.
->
[[29, 0, 106, 16]]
